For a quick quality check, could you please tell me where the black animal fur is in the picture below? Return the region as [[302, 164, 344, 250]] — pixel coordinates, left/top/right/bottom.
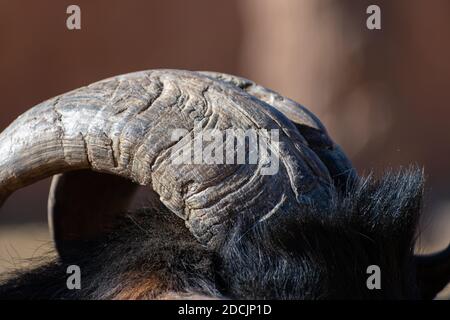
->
[[0, 168, 424, 299]]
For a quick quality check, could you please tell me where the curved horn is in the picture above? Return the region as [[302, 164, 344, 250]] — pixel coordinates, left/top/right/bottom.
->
[[46, 70, 358, 258], [0, 69, 335, 249], [415, 243, 450, 299]]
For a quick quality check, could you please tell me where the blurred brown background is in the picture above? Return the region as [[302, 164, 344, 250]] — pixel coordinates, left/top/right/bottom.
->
[[0, 0, 449, 297]]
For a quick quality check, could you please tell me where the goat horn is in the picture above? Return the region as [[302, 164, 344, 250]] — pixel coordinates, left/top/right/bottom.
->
[[0, 69, 336, 249]]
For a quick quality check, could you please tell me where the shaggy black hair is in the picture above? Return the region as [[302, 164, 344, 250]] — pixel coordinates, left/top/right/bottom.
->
[[0, 168, 424, 300], [217, 168, 424, 299]]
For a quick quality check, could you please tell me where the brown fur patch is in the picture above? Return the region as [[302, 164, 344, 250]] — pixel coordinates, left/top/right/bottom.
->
[[113, 273, 169, 300]]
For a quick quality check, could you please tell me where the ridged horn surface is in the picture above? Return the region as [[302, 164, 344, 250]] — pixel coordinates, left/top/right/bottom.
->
[[0, 69, 334, 248]]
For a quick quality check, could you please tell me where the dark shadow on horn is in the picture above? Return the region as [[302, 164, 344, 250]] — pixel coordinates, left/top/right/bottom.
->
[[48, 170, 140, 260]]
